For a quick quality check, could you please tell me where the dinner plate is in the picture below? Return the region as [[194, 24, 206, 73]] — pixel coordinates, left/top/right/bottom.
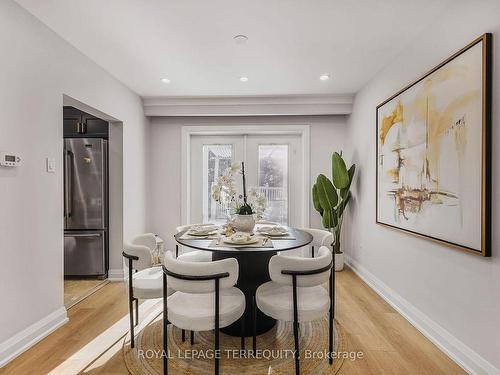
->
[[258, 231, 288, 237], [223, 237, 260, 245], [187, 230, 217, 236]]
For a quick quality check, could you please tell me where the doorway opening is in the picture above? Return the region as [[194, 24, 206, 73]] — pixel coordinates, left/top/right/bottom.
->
[[63, 106, 109, 308], [61, 95, 123, 310], [183, 125, 310, 228]]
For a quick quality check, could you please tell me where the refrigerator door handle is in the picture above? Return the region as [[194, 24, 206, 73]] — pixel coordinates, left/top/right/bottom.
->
[[66, 149, 74, 218], [64, 149, 69, 218], [102, 140, 108, 227], [65, 233, 102, 238]]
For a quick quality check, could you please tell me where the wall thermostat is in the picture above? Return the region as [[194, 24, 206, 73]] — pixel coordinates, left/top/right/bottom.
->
[[0, 152, 22, 167]]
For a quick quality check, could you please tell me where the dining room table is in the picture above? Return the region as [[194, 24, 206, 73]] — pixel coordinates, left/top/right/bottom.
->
[[174, 225, 313, 337]]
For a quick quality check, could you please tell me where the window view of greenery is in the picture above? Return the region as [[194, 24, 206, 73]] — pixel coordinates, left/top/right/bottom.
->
[[204, 145, 232, 223], [203, 144, 288, 224], [258, 145, 288, 224]]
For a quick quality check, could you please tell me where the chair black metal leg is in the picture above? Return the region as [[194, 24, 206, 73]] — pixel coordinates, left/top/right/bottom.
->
[[252, 295, 257, 353], [329, 259, 335, 365], [240, 315, 245, 350], [190, 330, 195, 345], [292, 275, 300, 375], [333, 250, 336, 320], [163, 272, 168, 375], [135, 298, 139, 326], [127, 258, 135, 349], [328, 312, 333, 365], [215, 279, 220, 375], [182, 329, 186, 342], [293, 320, 300, 375], [129, 293, 135, 348]]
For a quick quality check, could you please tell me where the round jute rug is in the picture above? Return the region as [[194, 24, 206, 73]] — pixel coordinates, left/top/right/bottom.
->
[[123, 316, 346, 375]]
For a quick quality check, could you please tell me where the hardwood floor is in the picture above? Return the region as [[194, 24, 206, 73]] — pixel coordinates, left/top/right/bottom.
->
[[1, 269, 465, 375], [64, 279, 108, 308]]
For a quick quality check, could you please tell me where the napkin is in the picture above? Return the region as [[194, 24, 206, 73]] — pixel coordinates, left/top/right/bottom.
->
[[230, 231, 252, 243], [258, 225, 288, 235], [189, 224, 218, 234]]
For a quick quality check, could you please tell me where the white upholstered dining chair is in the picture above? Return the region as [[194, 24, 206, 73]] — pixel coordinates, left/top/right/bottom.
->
[[122, 233, 174, 348], [297, 228, 333, 258], [254, 246, 333, 375], [162, 251, 246, 375], [175, 224, 213, 262], [175, 224, 214, 342]]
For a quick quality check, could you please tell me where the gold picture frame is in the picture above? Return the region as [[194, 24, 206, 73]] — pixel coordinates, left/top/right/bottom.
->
[[376, 34, 492, 256]]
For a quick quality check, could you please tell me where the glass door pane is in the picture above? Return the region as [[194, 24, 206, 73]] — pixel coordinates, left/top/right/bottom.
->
[[246, 134, 302, 226], [190, 135, 245, 224], [190, 133, 303, 227], [258, 145, 288, 224], [203, 145, 232, 224]]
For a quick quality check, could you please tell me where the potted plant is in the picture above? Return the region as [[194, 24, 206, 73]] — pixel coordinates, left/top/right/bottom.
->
[[212, 162, 267, 232], [312, 152, 355, 271]]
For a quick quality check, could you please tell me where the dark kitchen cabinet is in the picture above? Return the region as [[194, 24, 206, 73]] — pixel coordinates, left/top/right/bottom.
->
[[63, 106, 109, 138]]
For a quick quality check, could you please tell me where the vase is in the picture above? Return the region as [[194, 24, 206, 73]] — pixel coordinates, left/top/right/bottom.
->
[[232, 214, 255, 233]]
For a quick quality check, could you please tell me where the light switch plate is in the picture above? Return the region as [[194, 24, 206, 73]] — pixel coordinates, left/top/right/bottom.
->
[[46, 157, 56, 173]]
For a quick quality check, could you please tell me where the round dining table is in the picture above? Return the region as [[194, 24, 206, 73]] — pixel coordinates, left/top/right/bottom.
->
[[174, 226, 313, 337]]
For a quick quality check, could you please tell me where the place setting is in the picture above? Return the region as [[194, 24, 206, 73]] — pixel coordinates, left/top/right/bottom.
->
[[177, 223, 219, 240], [209, 231, 274, 249], [255, 224, 296, 240]]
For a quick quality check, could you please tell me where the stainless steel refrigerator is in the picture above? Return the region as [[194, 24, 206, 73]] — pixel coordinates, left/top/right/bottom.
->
[[64, 138, 108, 277]]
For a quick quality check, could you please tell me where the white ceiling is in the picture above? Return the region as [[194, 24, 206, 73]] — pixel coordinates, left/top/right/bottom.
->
[[16, 0, 451, 97]]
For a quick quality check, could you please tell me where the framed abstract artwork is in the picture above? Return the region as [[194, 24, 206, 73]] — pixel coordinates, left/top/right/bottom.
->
[[376, 34, 492, 256]]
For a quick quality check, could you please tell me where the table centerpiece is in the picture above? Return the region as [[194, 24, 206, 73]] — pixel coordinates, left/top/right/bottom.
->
[[212, 161, 267, 233]]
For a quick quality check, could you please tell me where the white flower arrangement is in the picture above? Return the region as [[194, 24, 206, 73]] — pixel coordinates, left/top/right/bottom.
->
[[211, 162, 267, 219]]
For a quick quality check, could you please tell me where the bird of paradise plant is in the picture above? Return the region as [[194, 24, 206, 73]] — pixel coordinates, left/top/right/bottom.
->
[[312, 151, 355, 254]]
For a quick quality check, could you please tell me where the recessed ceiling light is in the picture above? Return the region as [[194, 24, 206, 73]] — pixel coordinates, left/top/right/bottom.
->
[[320, 74, 330, 81], [233, 35, 248, 44], [240, 76, 249, 82], [161, 78, 171, 84]]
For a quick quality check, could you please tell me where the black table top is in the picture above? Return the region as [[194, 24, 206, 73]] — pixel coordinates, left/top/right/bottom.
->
[[174, 226, 313, 254]]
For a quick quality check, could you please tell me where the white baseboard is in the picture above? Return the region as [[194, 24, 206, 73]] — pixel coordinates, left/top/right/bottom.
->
[[107, 268, 124, 281], [0, 307, 68, 368], [345, 256, 499, 375]]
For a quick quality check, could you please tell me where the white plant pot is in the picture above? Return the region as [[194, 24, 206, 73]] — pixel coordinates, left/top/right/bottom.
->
[[330, 228, 345, 271], [232, 214, 255, 233], [334, 252, 344, 272]]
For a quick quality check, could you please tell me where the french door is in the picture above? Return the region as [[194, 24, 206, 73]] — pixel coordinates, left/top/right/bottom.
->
[[190, 134, 303, 226]]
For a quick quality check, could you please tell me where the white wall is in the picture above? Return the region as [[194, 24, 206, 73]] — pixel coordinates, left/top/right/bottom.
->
[[345, 1, 500, 373], [0, 0, 148, 363], [148, 115, 347, 250], [108, 122, 124, 277]]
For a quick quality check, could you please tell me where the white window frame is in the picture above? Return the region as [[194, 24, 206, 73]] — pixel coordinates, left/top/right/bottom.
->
[[181, 125, 310, 227]]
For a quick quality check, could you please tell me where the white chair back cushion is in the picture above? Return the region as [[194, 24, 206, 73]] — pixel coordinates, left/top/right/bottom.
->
[[123, 242, 153, 271], [164, 251, 238, 293], [269, 246, 332, 287], [131, 233, 157, 252], [299, 228, 333, 248]]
